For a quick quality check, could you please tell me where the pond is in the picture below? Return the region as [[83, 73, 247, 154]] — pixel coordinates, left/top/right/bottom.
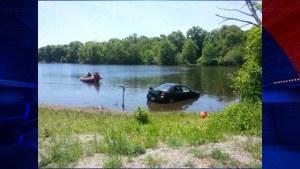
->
[[38, 63, 239, 112]]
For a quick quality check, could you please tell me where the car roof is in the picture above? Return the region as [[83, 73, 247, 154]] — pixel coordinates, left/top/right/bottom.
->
[[153, 83, 179, 91], [161, 83, 179, 86]]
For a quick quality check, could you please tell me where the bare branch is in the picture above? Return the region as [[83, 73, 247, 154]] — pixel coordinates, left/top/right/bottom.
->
[[217, 7, 253, 17], [239, 23, 251, 28], [245, 0, 261, 25], [216, 14, 259, 27], [216, 0, 261, 27]]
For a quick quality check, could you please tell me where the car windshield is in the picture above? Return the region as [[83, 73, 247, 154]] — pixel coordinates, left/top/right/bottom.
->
[[153, 83, 174, 92]]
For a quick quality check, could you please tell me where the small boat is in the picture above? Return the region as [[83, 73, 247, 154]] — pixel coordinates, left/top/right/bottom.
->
[[80, 72, 102, 83]]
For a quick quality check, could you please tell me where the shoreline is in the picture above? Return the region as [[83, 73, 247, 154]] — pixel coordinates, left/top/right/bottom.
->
[[38, 103, 130, 114]]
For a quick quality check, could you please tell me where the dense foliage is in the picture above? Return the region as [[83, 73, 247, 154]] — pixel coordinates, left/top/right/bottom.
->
[[39, 25, 247, 66], [233, 27, 261, 102], [213, 102, 262, 135]]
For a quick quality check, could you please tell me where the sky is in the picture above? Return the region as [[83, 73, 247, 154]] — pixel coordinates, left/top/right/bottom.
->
[[38, 1, 261, 47]]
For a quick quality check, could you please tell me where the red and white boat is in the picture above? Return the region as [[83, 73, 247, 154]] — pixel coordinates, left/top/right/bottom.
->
[[80, 72, 102, 83]]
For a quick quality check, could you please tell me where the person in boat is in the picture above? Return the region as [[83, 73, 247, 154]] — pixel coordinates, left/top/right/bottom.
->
[[94, 72, 100, 80], [86, 72, 91, 77]]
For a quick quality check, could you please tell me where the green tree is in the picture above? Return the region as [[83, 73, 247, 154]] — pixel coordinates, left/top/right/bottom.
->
[[233, 27, 261, 102], [222, 46, 244, 66], [181, 39, 198, 64], [198, 43, 218, 65], [198, 25, 245, 66], [66, 41, 83, 63], [38, 25, 247, 66], [38, 46, 50, 62], [167, 31, 186, 53], [186, 26, 207, 57], [158, 40, 177, 65]]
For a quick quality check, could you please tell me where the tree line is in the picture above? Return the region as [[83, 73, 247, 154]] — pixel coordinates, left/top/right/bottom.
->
[[39, 25, 248, 66]]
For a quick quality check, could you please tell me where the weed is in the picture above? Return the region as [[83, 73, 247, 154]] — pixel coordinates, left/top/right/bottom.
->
[[243, 137, 261, 161], [104, 131, 145, 156], [190, 148, 206, 159], [210, 148, 239, 167], [39, 137, 83, 168], [211, 148, 230, 162], [134, 107, 150, 124], [85, 140, 96, 157], [167, 135, 183, 148], [144, 155, 165, 168], [44, 128, 52, 138], [103, 156, 122, 168], [183, 160, 195, 168]]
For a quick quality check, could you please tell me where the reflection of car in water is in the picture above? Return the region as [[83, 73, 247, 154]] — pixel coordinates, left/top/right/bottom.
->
[[147, 83, 200, 103], [147, 98, 198, 112]]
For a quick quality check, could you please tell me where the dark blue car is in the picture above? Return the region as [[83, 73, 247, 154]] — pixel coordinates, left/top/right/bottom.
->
[[147, 83, 200, 103]]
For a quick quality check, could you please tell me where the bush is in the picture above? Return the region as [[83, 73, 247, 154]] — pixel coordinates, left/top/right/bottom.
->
[[134, 107, 150, 124], [218, 102, 262, 135], [233, 27, 261, 102]]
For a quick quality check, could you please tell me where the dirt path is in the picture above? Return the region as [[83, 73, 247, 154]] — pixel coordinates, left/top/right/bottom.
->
[[71, 135, 261, 168]]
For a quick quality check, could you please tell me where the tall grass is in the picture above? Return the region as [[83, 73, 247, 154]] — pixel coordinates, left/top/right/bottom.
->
[[39, 101, 261, 166], [39, 137, 83, 168]]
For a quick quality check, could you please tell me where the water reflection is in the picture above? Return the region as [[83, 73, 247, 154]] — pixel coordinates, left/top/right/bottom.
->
[[119, 66, 238, 102], [39, 64, 239, 112], [80, 82, 101, 93], [147, 98, 198, 112]]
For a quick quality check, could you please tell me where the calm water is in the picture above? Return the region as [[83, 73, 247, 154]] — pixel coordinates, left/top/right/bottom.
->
[[39, 63, 239, 112]]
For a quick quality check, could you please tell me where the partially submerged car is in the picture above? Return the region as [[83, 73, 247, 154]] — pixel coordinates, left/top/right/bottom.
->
[[147, 83, 200, 103]]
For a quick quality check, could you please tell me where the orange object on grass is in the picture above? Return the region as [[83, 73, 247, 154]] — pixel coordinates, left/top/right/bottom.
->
[[200, 111, 208, 119]]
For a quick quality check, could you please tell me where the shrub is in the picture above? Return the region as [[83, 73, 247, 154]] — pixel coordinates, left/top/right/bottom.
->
[[218, 102, 262, 135], [134, 107, 150, 124], [233, 27, 261, 102]]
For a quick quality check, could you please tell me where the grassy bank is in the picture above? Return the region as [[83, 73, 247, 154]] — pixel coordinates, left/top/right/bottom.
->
[[38, 102, 261, 168]]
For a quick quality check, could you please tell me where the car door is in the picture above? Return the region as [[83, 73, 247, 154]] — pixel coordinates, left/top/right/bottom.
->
[[172, 85, 183, 101], [180, 85, 192, 100]]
